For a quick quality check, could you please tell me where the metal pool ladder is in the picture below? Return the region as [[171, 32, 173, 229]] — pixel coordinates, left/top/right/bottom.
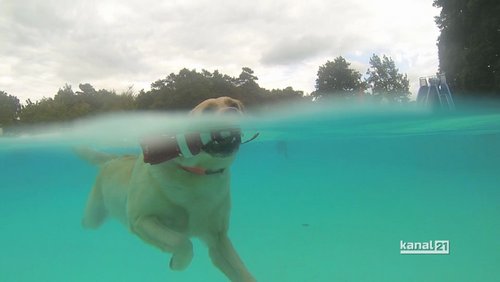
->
[[417, 74, 455, 110]]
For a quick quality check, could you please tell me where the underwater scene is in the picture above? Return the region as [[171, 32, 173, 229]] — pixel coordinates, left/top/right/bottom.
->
[[1, 103, 499, 282]]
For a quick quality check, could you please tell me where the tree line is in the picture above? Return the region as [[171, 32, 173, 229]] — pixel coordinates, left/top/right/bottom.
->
[[0, 54, 410, 128], [0, 54, 412, 128]]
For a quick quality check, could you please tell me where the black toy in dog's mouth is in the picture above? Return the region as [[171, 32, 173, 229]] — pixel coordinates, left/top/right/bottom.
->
[[141, 129, 259, 165]]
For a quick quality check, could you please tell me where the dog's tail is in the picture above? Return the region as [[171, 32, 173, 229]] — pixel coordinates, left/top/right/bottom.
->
[[74, 146, 119, 166]]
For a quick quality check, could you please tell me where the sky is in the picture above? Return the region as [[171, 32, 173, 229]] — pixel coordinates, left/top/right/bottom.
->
[[0, 0, 441, 102]]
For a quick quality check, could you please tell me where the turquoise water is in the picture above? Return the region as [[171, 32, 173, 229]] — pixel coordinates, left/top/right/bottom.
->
[[1, 103, 499, 282]]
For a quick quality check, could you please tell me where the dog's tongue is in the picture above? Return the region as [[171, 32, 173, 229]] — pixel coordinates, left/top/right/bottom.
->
[[180, 166, 206, 175]]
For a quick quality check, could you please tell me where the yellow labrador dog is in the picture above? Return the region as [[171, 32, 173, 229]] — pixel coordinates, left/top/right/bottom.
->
[[77, 97, 256, 282]]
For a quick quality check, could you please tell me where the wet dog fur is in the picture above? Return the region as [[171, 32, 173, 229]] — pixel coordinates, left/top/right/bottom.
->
[[77, 97, 255, 282]]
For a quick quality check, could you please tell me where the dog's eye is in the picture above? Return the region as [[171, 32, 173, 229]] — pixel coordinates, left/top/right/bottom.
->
[[226, 101, 238, 108], [202, 105, 217, 113]]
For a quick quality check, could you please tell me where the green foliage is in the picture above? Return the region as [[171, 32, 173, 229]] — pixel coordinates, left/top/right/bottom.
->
[[366, 54, 410, 103], [312, 56, 364, 100], [266, 87, 305, 104], [4, 59, 416, 128], [140, 68, 238, 110], [10, 67, 305, 125], [0, 91, 21, 126], [18, 84, 136, 124], [236, 67, 259, 86], [137, 67, 279, 110], [434, 0, 500, 96], [19, 98, 59, 123]]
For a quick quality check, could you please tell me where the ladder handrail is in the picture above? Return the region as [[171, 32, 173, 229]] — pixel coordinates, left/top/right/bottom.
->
[[417, 74, 455, 110]]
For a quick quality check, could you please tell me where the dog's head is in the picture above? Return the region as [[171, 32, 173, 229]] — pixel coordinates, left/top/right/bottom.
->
[[141, 97, 245, 175], [190, 96, 245, 116]]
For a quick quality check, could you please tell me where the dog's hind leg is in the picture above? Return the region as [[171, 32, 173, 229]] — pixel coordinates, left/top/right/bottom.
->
[[82, 184, 107, 229]]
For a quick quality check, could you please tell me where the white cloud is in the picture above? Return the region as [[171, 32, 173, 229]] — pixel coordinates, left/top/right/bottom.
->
[[0, 0, 440, 101]]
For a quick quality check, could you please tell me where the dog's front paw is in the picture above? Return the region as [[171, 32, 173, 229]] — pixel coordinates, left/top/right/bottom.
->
[[169, 240, 193, 271]]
